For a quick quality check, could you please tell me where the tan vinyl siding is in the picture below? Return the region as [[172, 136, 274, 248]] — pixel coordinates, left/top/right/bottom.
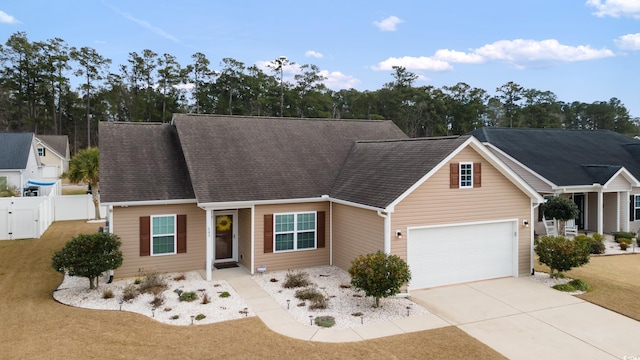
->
[[332, 203, 384, 271], [253, 202, 330, 273], [487, 147, 553, 193], [237, 208, 252, 268], [603, 192, 619, 233], [112, 203, 205, 278], [606, 174, 633, 192], [392, 146, 533, 276]]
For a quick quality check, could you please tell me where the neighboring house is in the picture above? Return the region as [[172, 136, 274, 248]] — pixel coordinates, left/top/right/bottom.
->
[[470, 128, 640, 236], [36, 135, 70, 179], [100, 115, 542, 290], [0, 132, 43, 196]]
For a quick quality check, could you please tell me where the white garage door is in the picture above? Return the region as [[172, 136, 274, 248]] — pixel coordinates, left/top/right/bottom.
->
[[407, 220, 517, 290]]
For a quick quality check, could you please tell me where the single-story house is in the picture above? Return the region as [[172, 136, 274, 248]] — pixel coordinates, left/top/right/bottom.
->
[[0, 132, 44, 196], [36, 135, 70, 179], [470, 127, 640, 236], [100, 115, 543, 290]]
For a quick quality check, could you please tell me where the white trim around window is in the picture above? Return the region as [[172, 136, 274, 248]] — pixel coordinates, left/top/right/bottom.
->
[[460, 162, 473, 188], [634, 195, 640, 221], [151, 214, 177, 256], [273, 211, 317, 252]]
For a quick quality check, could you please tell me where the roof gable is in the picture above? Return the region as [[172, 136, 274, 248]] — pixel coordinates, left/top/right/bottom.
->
[[36, 135, 69, 159], [172, 114, 408, 204], [331, 136, 469, 208], [99, 122, 195, 203], [0, 132, 35, 170], [470, 128, 640, 187]]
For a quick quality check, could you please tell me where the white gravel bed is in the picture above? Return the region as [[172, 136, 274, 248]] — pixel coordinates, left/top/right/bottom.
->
[[54, 271, 254, 326], [252, 265, 429, 330]]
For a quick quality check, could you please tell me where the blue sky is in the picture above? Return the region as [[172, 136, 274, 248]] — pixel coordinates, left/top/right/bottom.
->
[[1, 0, 639, 116]]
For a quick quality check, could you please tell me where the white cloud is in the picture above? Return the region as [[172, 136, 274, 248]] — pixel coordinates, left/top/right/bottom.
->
[[103, 3, 180, 42], [305, 50, 324, 59], [372, 56, 453, 71], [615, 33, 640, 49], [474, 39, 614, 63], [0, 10, 20, 24], [586, 0, 640, 18], [433, 49, 484, 64], [319, 70, 360, 89], [373, 16, 404, 31]]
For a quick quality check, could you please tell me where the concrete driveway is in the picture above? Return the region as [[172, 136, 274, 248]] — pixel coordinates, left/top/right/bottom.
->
[[410, 277, 640, 359]]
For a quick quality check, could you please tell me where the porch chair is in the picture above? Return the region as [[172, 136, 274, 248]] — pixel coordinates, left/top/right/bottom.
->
[[542, 216, 557, 236], [564, 219, 578, 237]]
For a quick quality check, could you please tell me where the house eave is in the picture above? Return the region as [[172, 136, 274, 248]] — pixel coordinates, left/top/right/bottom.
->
[[197, 196, 331, 210], [103, 198, 198, 207]]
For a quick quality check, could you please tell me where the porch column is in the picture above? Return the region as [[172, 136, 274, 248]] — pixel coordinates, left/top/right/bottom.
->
[[623, 191, 630, 232], [205, 208, 213, 281], [597, 189, 604, 235]]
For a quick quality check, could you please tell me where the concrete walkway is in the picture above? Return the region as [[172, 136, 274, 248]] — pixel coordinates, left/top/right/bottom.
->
[[216, 268, 640, 358]]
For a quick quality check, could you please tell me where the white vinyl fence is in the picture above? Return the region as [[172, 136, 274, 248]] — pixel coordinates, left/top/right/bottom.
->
[[0, 186, 106, 240]]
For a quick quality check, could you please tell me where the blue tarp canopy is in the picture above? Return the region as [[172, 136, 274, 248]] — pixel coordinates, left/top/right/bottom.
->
[[27, 180, 57, 186]]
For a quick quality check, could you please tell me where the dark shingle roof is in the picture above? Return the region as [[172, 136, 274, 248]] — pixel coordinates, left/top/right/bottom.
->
[[469, 127, 640, 186], [99, 122, 195, 203], [0, 132, 34, 169], [37, 135, 69, 157], [172, 114, 408, 203], [331, 136, 470, 208]]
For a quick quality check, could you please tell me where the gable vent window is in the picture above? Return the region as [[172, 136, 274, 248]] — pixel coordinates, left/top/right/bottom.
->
[[450, 162, 481, 189], [37, 147, 45, 157]]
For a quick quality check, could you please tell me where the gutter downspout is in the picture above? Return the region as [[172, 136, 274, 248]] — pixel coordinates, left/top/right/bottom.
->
[[377, 210, 391, 254], [531, 200, 540, 275]]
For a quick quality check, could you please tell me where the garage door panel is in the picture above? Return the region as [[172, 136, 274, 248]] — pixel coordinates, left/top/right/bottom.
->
[[407, 221, 516, 290]]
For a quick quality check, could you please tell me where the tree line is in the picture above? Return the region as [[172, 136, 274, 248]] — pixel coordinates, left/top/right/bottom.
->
[[1, 31, 636, 154]]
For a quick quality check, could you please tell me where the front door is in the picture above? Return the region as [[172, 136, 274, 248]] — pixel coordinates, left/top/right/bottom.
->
[[573, 194, 585, 229], [214, 211, 237, 262]]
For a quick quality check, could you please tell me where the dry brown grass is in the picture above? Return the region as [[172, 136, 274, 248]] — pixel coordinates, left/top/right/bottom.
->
[[535, 254, 640, 321], [0, 220, 505, 360]]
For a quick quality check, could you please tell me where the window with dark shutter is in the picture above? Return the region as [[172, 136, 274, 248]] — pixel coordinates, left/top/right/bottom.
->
[[264, 214, 273, 253], [140, 216, 150, 256], [177, 214, 187, 253], [317, 211, 325, 248]]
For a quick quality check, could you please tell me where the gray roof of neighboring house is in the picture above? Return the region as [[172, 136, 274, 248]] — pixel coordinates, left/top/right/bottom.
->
[[37, 135, 69, 157], [469, 127, 640, 186], [172, 114, 408, 204], [331, 136, 470, 208], [99, 122, 195, 203], [0, 132, 34, 170]]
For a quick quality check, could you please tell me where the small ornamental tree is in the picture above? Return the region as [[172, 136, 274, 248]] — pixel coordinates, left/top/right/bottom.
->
[[51, 232, 123, 289], [348, 251, 411, 308], [535, 235, 590, 278], [542, 196, 579, 235]]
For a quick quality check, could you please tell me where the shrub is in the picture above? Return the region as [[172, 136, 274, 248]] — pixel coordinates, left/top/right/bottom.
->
[[170, 315, 179, 320], [122, 284, 137, 301], [150, 295, 164, 307], [612, 231, 636, 242], [139, 271, 167, 295], [573, 235, 605, 255], [173, 274, 186, 281], [219, 291, 231, 298], [51, 232, 123, 289], [294, 287, 324, 302], [349, 251, 411, 308], [553, 279, 590, 292], [283, 271, 311, 288], [102, 289, 114, 299], [314, 316, 335, 327], [179, 291, 198, 302], [134, 278, 142, 285], [309, 296, 328, 310], [542, 196, 579, 234], [195, 314, 206, 321], [535, 235, 590, 278], [591, 233, 604, 242]]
